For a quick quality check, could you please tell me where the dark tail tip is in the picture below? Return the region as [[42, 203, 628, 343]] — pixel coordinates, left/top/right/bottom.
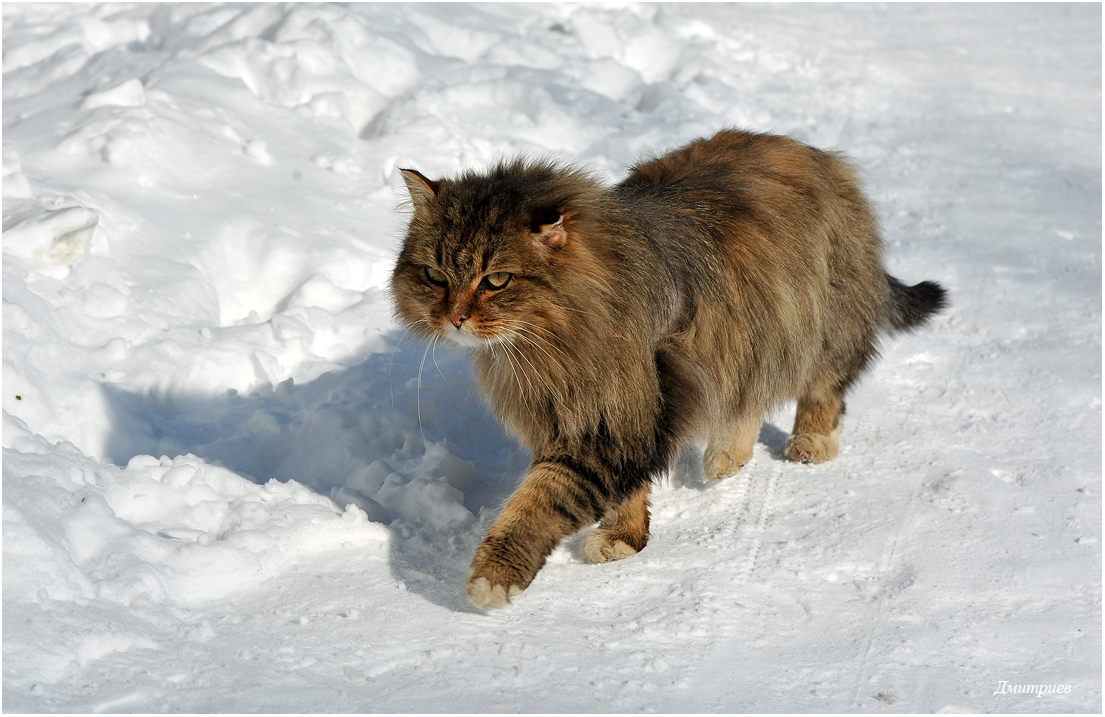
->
[[888, 275, 948, 331]]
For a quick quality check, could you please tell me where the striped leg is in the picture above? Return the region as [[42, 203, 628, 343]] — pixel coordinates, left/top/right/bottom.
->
[[466, 458, 608, 609]]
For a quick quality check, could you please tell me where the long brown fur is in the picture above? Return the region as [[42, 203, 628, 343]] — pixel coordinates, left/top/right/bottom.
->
[[390, 129, 946, 608]]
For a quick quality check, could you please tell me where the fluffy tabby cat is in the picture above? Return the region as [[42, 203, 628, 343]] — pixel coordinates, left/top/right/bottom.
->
[[390, 129, 946, 609]]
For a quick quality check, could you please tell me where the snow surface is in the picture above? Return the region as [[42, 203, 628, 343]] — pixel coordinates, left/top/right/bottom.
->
[[2, 2, 1100, 712]]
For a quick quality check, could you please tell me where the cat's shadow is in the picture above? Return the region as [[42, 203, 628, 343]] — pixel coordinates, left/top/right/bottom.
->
[[100, 331, 522, 612]]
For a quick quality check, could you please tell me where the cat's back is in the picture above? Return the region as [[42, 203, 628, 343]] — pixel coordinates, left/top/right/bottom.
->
[[618, 129, 857, 209]]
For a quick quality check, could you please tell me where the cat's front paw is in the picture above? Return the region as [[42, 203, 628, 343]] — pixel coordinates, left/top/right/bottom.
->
[[580, 529, 640, 563], [464, 544, 534, 609], [465, 575, 524, 609], [784, 433, 839, 464]]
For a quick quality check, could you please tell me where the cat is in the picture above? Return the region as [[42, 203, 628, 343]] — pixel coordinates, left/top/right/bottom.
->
[[390, 129, 946, 609]]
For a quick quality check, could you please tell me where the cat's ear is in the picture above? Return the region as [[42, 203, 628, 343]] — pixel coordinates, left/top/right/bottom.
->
[[399, 168, 438, 210], [531, 206, 571, 250]]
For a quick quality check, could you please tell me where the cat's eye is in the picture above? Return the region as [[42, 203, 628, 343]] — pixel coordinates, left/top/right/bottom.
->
[[485, 272, 512, 289], [424, 266, 448, 285]]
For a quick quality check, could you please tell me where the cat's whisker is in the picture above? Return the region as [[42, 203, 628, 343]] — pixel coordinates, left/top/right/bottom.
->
[[508, 327, 568, 372], [494, 336, 540, 428], [499, 336, 537, 397], [504, 318, 569, 350], [431, 334, 452, 388], [503, 316, 572, 342], [506, 318, 564, 341], [508, 323, 571, 367], [503, 337, 549, 406], [503, 333, 556, 396], [389, 318, 429, 409], [507, 320, 564, 344], [416, 339, 432, 444]]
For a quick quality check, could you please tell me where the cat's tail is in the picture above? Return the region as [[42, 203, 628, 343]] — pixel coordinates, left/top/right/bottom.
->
[[886, 274, 948, 331]]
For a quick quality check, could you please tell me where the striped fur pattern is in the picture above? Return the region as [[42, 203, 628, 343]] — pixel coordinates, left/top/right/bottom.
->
[[390, 129, 946, 608]]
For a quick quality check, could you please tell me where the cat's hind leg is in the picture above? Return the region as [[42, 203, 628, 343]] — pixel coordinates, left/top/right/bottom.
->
[[785, 383, 844, 464], [580, 484, 650, 563], [703, 415, 762, 481]]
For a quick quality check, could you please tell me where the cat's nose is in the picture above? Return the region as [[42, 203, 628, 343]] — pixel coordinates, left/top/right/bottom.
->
[[448, 312, 468, 328]]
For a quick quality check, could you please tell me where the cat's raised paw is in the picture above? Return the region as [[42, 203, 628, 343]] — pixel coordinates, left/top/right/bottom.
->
[[580, 529, 640, 563], [465, 543, 532, 608], [465, 575, 524, 609], [784, 433, 839, 464]]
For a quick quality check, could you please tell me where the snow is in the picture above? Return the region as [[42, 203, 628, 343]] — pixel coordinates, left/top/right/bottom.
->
[[2, 2, 1100, 712]]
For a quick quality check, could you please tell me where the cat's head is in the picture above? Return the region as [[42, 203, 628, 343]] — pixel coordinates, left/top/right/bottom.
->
[[390, 160, 603, 349]]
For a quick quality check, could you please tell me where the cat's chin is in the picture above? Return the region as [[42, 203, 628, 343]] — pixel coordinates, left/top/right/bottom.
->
[[444, 327, 491, 349]]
